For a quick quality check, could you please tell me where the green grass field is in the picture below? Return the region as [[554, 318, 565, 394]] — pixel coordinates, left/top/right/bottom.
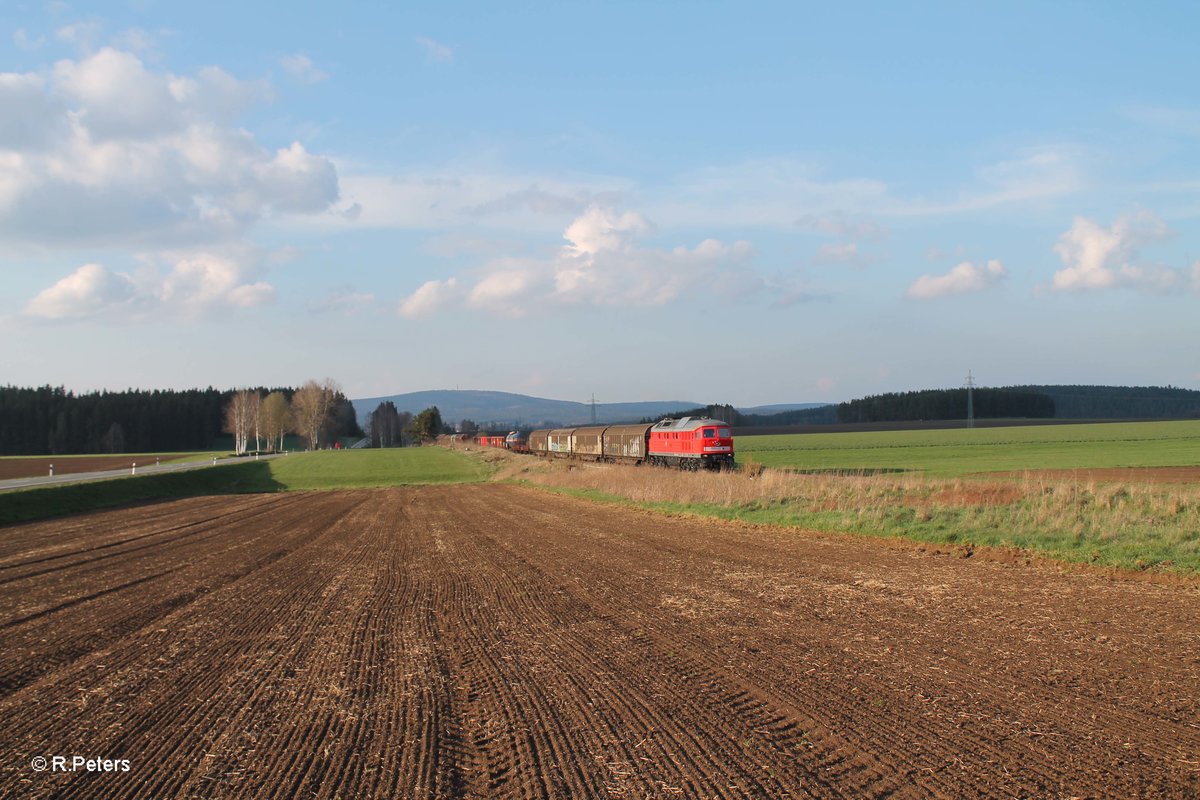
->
[[264, 448, 491, 489], [738, 420, 1200, 476], [0, 448, 489, 525]]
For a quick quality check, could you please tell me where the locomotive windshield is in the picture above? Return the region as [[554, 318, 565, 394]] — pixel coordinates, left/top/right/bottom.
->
[[718, 427, 731, 438], [703, 428, 716, 438]]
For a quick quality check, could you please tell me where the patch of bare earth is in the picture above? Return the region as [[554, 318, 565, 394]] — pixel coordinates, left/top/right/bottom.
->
[[0, 455, 187, 480], [0, 485, 1196, 798]]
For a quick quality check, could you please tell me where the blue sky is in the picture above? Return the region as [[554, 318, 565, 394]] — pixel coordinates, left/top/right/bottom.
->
[[2, 1, 1198, 406]]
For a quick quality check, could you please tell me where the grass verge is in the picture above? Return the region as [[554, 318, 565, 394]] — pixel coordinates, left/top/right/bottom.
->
[[0, 448, 490, 525], [489, 451, 1200, 575]]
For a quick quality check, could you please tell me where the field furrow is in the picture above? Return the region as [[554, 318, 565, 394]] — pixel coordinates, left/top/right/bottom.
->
[[0, 484, 1196, 799]]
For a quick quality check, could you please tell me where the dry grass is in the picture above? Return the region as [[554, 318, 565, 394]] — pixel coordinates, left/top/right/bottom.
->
[[460, 445, 1200, 573]]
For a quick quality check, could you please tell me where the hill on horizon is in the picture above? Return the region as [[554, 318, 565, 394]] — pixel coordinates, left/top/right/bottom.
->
[[351, 390, 709, 429]]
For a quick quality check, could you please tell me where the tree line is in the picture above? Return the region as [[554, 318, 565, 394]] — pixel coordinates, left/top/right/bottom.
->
[[836, 388, 1055, 424], [1011, 385, 1200, 419], [221, 378, 361, 454], [362, 403, 450, 447], [0, 382, 361, 456]]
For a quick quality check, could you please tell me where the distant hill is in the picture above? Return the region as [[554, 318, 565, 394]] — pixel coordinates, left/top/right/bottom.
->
[[350, 390, 704, 429], [736, 403, 827, 415]]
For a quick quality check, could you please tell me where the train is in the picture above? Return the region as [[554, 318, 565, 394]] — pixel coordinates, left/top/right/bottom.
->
[[475, 416, 735, 470], [532, 417, 735, 470]]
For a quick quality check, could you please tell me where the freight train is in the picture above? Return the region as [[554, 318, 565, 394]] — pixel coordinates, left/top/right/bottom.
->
[[530, 417, 734, 470]]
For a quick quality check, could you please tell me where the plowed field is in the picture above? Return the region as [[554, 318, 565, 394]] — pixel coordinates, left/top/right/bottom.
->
[[0, 455, 184, 481], [1, 485, 1197, 798]]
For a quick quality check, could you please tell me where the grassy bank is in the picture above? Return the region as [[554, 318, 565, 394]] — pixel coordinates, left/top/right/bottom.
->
[[0, 448, 490, 525], [739, 420, 1200, 476], [494, 454, 1200, 574]]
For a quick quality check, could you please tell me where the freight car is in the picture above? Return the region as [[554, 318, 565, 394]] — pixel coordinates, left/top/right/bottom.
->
[[475, 434, 508, 448], [527, 416, 734, 470]]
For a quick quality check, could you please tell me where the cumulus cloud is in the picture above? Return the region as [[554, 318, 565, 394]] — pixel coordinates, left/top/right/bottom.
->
[[0, 47, 338, 248], [24, 250, 276, 321], [907, 259, 1007, 299], [1050, 212, 1179, 292], [398, 278, 462, 318], [25, 263, 137, 319], [398, 206, 760, 317], [563, 206, 652, 256], [280, 53, 328, 84]]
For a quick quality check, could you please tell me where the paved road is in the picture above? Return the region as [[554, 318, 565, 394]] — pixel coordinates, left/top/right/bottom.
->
[[0, 453, 287, 492]]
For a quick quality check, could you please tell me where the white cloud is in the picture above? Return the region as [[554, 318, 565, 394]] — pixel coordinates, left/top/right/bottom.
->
[[907, 259, 1007, 299], [415, 36, 454, 62], [1050, 212, 1179, 292], [280, 53, 328, 84], [467, 268, 537, 315], [331, 170, 631, 232], [24, 250, 277, 321], [0, 72, 66, 150], [0, 48, 337, 248], [563, 206, 651, 256], [24, 263, 137, 319], [400, 206, 761, 317], [398, 277, 462, 318]]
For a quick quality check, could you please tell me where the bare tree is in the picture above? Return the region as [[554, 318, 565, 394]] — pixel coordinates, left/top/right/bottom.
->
[[290, 378, 341, 450], [224, 389, 260, 454], [248, 390, 263, 452], [261, 391, 292, 452]]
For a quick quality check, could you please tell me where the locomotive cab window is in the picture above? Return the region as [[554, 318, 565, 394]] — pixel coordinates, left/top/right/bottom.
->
[[703, 428, 716, 438], [718, 428, 731, 438]]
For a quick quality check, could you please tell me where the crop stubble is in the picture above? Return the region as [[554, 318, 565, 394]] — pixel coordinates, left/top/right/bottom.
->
[[0, 485, 1196, 798]]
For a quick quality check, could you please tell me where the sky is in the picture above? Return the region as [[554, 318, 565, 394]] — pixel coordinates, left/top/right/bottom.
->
[[2, 1, 1199, 406]]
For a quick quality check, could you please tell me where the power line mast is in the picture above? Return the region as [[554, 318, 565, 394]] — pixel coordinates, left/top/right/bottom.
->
[[964, 370, 976, 429], [590, 393, 597, 425]]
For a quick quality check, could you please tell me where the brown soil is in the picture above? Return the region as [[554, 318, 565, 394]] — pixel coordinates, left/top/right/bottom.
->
[[0, 455, 186, 480], [995, 466, 1200, 484], [1, 485, 1196, 799]]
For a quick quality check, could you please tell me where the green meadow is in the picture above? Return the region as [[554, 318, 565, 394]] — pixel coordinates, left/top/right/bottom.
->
[[0, 448, 489, 525], [737, 420, 1200, 477], [263, 447, 491, 489]]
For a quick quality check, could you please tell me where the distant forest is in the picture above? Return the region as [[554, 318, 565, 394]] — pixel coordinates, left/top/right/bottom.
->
[[0, 385, 360, 456], [666, 385, 1200, 429], [1014, 385, 1200, 419], [837, 388, 1055, 424]]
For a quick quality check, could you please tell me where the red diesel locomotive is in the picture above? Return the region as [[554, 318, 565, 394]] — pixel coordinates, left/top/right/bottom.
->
[[527, 416, 734, 470]]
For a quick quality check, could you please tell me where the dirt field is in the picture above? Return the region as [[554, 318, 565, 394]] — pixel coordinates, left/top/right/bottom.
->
[[0, 455, 185, 480], [1, 485, 1196, 798]]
